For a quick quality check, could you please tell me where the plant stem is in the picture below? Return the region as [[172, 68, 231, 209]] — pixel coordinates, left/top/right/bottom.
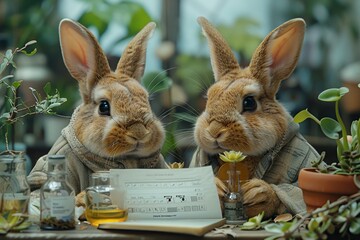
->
[[335, 100, 349, 151], [357, 120, 360, 153], [228, 162, 236, 192]]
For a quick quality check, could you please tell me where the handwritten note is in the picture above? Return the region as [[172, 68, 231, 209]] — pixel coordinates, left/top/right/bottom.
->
[[110, 166, 222, 220]]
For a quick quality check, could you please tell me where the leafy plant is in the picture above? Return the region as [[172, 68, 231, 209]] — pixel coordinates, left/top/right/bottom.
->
[[219, 150, 247, 163], [294, 87, 360, 175], [0, 41, 66, 151], [264, 192, 360, 240]]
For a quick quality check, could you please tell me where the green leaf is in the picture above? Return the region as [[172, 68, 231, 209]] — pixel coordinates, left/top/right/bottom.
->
[[12, 80, 22, 89], [0, 214, 8, 227], [281, 221, 295, 232], [5, 49, 13, 59], [127, 6, 152, 37], [319, 219, 332, 234], [0, 112, 11, 120], [351, 120, 359, 138], [320, 117, 341, 139], [264, 223, 284, 234], [161, 125, 177, 157], [350, 219, 360, 234], [21, 48, 37, 56], [7, 213, 20, 227], [43, 82, 52, 95], [240, 221, 257, 230], [308, 218, 319, 232], [318, 87, 349, 102], [0, 62, 8, 74], [294, 109, 312, 123], [78, 12, 109, 38]]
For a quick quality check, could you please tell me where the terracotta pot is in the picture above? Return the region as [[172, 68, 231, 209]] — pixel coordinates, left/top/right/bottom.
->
[[298, 168, 359, 212]]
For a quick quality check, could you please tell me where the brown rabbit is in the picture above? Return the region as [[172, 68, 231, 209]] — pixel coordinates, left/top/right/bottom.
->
[[27, 19, 167, 195], [190, 17, 320, 219]]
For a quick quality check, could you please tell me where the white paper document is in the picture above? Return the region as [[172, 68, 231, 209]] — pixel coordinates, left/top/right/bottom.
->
[[110, 166, 222, 220]]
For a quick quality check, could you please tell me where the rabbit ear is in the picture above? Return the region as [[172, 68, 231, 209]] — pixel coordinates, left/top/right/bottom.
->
[[249, 18, 305, 97], [197, 17, 240, 81], [59, 18, 111, 103], [116, 22, 156, 81]]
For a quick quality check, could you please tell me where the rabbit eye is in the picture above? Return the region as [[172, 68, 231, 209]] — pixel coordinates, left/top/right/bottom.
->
[[99, 100, 111, 116], [243, 96, 257, 112]]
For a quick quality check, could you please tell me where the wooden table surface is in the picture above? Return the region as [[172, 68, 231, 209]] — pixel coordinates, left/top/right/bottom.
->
[[3, 222, 274, 240]]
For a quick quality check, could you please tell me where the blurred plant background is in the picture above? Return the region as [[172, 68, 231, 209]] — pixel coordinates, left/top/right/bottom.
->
[[1, 0, 360, 167]]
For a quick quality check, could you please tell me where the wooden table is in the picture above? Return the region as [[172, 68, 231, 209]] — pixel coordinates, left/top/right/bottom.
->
[[3, 222, 273, 240]]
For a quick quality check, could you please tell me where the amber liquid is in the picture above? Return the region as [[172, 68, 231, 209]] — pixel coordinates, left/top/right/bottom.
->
[[85, 207, 128, 227]]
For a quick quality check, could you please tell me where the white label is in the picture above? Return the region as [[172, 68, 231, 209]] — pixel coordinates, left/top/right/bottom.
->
[[43, 196, 74, 220]]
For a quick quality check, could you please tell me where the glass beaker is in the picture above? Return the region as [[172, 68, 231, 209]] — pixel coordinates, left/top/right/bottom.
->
[[85, 171, 128, 226]]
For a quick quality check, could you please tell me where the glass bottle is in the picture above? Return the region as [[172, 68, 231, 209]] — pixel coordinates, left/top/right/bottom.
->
[[223, 162, 247, 224], [0, 152, 30, 217], [40, 155, 75, 230]]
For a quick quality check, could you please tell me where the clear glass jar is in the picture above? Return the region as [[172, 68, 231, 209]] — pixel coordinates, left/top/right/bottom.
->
[[0, 152, 30, 217], [40, 155, 75, 230], [85, 171, 128, 227]]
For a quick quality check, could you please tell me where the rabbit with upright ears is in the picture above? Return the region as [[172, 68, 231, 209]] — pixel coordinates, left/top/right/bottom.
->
[[190, 17, 320, 219], [28, 19, 167, 194]]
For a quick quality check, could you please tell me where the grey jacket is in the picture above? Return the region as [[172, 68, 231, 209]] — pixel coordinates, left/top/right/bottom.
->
[[27, 112, 168, 194], [189, 120, 320, 215]]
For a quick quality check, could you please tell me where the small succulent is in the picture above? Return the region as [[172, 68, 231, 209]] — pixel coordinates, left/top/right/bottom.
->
[[0, 211, 32, 234], [219, 150, 247, 163], [240, 211, 270, 230], [264, 193, 360, 240]]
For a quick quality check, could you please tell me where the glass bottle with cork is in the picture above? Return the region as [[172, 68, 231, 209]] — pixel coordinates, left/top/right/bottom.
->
[[40, 155, 75, 230]]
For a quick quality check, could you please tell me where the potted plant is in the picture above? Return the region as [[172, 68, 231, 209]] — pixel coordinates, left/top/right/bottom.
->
[[293, 86, 360, 212]]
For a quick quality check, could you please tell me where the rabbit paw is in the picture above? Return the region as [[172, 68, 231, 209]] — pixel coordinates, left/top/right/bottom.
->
[[241, 179, 280, 219], [75, 190, 87, 207], [215, 177, 228, 198]]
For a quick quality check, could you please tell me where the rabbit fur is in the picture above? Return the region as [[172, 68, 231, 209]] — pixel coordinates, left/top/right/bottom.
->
[[190, 17, 320, 219], [27, 19, 167, 194]]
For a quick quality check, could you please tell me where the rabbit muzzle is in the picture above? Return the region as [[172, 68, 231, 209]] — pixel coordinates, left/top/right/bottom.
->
[[126, 122, 151, 142]]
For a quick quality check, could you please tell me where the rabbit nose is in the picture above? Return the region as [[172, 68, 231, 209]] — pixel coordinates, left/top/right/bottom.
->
[[127, 123, 150, 141], [207, 121, 226, 139]]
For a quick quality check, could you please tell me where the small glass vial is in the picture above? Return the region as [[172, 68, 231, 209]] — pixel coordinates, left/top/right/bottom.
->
[[223, 163, 247, 224], [40, 155, 75, 230]]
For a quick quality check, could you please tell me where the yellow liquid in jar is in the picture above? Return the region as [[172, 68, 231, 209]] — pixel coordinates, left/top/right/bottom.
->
[[85, 208, 128, 227]]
